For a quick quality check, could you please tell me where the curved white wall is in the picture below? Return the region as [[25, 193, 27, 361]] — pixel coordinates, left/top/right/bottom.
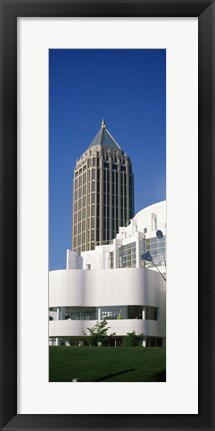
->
[[49, 268, 166, 338], [49, 318, 165, 338]]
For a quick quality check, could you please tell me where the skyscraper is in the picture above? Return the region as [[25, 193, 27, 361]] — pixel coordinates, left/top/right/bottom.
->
[[72, 120, 134, 254]]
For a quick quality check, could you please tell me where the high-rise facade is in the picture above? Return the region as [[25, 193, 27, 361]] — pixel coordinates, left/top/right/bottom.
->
[[72, 120, 134, 254]]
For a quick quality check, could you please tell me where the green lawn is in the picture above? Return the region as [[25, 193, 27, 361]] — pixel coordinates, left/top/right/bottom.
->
[[49, 346, 166, 382]]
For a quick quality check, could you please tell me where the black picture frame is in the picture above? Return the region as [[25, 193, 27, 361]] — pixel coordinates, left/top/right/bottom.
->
[[0, 0, 214, 430]]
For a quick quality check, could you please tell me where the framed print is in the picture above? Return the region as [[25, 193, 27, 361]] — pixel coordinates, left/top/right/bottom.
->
[[0, 0, 214, 430]]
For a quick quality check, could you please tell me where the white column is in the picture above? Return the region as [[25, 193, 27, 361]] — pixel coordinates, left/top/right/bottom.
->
[[98, 308, 101, 320], [113, 239, 119, 268], [57, 308, 60, 320], [105, 252, 111, 269], [136, 233, 140, 268], [142, 307, 146, 320], [66, 249, 71, 269]]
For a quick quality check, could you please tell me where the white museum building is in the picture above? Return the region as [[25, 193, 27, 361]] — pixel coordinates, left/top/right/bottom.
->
[[49, 201, 166, 347]]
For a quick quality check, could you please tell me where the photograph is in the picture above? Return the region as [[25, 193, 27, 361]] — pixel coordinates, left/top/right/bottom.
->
[[49, 49, 166, 382], [1, 0, 214, 427]]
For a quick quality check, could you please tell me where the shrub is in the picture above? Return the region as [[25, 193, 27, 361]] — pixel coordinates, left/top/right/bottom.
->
[[123, 330, 144, 347]]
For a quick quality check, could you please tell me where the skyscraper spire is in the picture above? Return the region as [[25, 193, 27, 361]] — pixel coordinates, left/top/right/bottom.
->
[[88, 120, 121, 150], [101, 118, 106, 129]]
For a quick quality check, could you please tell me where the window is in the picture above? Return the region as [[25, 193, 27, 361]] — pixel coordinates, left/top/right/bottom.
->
[[144, 306, 158, 321], [151, 213, 157, 231], [97, 217, 100, 229], [140, 236, 166, 268], [118, 242, 136, 268]]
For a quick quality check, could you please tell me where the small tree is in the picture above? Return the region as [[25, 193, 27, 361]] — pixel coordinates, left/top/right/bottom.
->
[[123, 330, 144, 347], [83, 320, 113, 346]]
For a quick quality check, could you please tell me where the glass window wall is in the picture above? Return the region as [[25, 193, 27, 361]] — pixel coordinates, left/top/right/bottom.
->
[[140, 235, 166, 268], [119, 242, 136, 268], [49, 306, 158, 321]]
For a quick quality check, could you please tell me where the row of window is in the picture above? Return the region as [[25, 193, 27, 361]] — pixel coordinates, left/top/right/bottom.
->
[[49, 305, 159, 321], [74, 186, 132, 204], [73, 230, 119, 247], [74, 164, 87, 177], [74, 178, 132, 202], [73, 215, 127, 239], [75, 161, 132, 183], [73, 206, 128, 221], [107, 238, 166, 269]]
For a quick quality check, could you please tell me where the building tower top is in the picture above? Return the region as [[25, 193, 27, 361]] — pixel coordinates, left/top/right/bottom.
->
[[101, 118, 106, 129], [88, 119, 121, 151]]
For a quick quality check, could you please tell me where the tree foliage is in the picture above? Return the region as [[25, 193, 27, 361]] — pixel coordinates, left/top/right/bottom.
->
[[123, 330, 144, 347], [83, 320, 114, 346]]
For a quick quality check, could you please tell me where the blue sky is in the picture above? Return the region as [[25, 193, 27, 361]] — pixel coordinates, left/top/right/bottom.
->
[[49, 49, 166, 270]]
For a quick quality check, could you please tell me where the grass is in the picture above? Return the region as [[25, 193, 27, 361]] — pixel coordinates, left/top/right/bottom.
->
[[49, 346, 166, 382]]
